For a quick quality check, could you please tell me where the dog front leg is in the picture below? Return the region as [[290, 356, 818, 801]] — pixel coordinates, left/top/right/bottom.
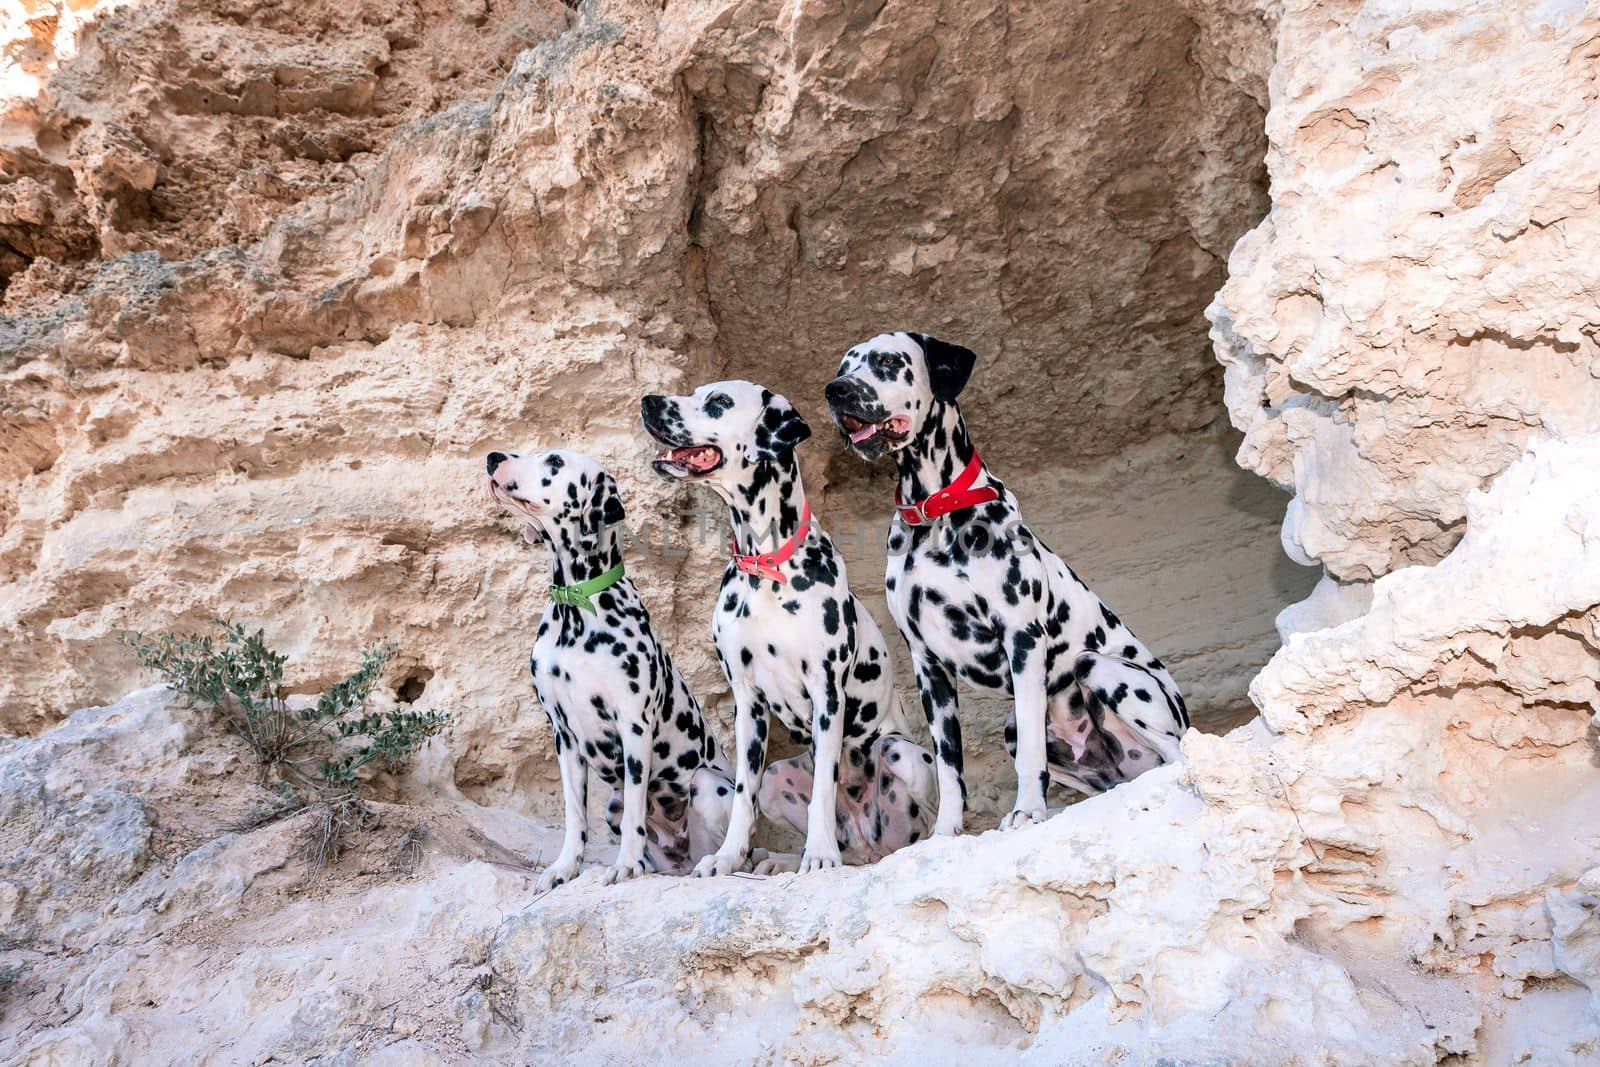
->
[[694, 682, 764, 877], [1000, 625, 1050, 830], [799, 678, 845, 872], [601, 721, 653, 885], [913, 654, 966, 836], [537, 728, 589, 892]]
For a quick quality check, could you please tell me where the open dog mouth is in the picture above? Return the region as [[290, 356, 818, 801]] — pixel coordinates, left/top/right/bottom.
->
[[486, 475, 518, 509], [487, 476, 537, 514], [652, 444, 724, 477], [838, 413, 911, 447], [487, 477, 547, 543]]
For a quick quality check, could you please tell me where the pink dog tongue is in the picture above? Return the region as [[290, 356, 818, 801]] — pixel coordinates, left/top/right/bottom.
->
[[849, 422, 880, 444]]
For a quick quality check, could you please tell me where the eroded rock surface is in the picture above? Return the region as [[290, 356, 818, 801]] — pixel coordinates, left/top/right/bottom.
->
[[2, 439, 1596, 1062], [1, 0, 571, 298], [1212, 0, 1600, 583]]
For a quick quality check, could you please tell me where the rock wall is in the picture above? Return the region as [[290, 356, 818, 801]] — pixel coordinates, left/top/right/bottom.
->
[[3, 0, 1599, 1062], [0, 0, 1311, 820], [1212, 0, 1600, 585], [1, 0, 569, 301]]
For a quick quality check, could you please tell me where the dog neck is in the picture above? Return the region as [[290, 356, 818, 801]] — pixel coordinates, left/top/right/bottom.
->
[[894, 399, 985, 502], [717, 454, 808, 553], [544, 525, 624, 588]]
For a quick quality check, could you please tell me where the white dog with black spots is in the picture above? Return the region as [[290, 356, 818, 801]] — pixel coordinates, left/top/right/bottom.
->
[[823, 333, 1189, 835], [641, 381, 937, 876], [486, 448, 735, 890]]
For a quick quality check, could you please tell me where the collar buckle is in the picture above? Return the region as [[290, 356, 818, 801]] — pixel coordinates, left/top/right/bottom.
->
[[895, 452, 997, 526], [550, 562, 625, 614], [896, 499, 929, 526], [732, 501, 812, 584]]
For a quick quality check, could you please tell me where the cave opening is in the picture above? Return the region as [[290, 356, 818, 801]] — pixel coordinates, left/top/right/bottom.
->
[[397, 669, 434, 704], [678, 0, 1315, 818]]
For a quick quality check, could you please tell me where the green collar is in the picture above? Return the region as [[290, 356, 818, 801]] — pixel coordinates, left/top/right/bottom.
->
[[550, 562, 625, 614]]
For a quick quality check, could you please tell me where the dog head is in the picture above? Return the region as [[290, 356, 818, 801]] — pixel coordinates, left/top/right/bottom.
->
[[640, 380, 811, 495], [824, 332, 977, 459], [484, 448, 626, 552]]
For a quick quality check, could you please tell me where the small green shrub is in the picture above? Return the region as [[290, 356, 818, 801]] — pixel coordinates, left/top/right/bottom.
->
[[120, 620, 451, 869]]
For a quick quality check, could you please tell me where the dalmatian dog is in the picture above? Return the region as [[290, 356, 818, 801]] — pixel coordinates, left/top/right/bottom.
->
[[640, 381, 937, 876], [485, 448, 736, 890], [824, 333, 1189, 834]]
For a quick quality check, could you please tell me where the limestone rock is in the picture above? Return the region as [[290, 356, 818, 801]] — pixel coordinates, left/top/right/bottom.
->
[[1552, 867, 1600, 1028], [1210, 0, 1600, 582]]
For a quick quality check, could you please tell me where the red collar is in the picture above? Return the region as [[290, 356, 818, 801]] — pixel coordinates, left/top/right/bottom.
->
[[895, 452, 999, 526], [732, 501, 812, 583]]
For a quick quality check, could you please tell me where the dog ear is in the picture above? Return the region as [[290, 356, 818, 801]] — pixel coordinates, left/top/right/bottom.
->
[[752, 392, 812, 462], [914, 334, 977, 402], [584, 473, 627, 537]]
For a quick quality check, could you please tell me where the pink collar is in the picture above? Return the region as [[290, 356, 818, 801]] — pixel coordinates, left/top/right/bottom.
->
[[733, 501, 812, 583], [895, 452, 999, 526]]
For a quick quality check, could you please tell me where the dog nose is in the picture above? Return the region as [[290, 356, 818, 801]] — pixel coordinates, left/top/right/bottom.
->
[[823, 377, 857, 407], [640, 395, 665, 421], [486, 451, 508, 475]]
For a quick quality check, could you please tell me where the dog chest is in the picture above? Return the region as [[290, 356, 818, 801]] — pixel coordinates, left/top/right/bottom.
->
[[713, 589, 822, 730], [532, 622, 654, 768], [890, 544, 1033, 692], [725, 639, 814, 730]]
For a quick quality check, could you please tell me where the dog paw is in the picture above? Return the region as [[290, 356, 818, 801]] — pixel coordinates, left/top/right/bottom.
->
[[799, 849, 843, 874], [999, 807, 1047, 831], [752, 852, 801, 876], [599, 859, 648, 886], [932, 817, 964, 837], [692, 851, 744, 878], [535, 857, 582, 893]]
